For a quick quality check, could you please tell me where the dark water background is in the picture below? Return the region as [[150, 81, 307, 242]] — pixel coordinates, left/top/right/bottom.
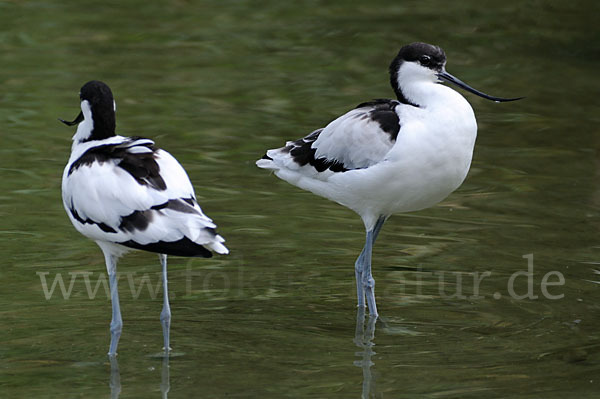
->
[[1, 0, 599, 397]]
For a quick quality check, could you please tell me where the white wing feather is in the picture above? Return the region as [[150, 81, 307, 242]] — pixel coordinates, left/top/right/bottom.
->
[[313, 107, 396, 169]]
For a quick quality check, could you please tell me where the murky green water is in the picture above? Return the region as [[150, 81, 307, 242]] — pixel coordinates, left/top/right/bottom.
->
[[2, 0, 600, 397]]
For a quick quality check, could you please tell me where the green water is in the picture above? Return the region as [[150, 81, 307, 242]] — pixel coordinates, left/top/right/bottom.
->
[[2, 0, 600, 397]]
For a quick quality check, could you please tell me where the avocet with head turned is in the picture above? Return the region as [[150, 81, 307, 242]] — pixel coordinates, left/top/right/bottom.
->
[[61, 80, 229, 356], [256, 42, 522, 317]]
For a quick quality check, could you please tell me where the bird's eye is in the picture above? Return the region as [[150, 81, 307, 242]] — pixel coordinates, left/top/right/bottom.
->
[[419, 55, 432, 66]]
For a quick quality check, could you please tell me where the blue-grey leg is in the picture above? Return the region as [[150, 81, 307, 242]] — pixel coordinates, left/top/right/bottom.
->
[[159, 254, 172, 353], [104, 253, 122, 357], [362, 229, 378, 316], [355, 254, 366, 309], [355, 216, 387, 314]]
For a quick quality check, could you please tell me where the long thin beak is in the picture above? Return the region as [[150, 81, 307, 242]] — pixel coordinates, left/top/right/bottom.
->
[[59, 111, 84, 126], [437, 71, 524, 103]]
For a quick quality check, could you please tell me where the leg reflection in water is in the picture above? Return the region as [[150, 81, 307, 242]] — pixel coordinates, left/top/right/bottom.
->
[[160, 355, 170, 399], [353, 308, 381, 399], [109, 356, 121, 399], [108, 355, 170, 399]]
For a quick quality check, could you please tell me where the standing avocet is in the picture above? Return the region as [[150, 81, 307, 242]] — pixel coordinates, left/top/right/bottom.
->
[[61, 80, 228, 356], [256, 42, 522, 317]]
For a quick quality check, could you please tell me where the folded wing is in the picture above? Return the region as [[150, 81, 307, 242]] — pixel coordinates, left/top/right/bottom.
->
[[62, 137, 228, 257], [258, 99, 401, 176]]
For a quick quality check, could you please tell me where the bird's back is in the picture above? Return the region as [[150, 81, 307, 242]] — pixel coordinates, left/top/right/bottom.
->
[[63, 136, 228, 257]]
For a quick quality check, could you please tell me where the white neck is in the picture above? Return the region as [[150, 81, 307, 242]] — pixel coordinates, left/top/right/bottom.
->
[[395, 63, 438, 106], [397, 66, 472, 112]]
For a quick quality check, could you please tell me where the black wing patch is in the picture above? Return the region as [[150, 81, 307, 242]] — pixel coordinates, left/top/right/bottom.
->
[[68, 138, 166, 191], [355, 99, 401, 141], [118, 198, 200, 233], [120, 237, 213, 258], [118, 197, 217, 257], [282, 129, 350, 173], [119, 209, 154, 233]]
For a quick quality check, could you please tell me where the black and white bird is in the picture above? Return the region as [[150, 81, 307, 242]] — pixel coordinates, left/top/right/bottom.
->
[[61, 80, 228, 356], [257, 42, 522, 317]]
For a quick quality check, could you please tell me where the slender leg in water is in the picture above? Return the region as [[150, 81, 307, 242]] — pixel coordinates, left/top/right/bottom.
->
[[355, 216, 386, 314], [159, 254, 172, 353], [103, 250, 122, 357]]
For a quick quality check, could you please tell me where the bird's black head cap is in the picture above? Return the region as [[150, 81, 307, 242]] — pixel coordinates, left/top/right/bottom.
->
[[389, 42, 446, 104], [79, 80, 116, 140], [61, 80, 117, 141]]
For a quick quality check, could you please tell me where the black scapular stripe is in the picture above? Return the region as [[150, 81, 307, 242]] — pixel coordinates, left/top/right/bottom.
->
[[69, 206, 117, 233], [355, 99, 401, 141], [68, 139, 167, 191]]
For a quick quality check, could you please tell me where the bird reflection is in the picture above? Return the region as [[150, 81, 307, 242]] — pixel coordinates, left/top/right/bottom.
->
[[353, 308, 381, 399], [160, 356, 170, 398], [109, 356, 121, 399], [108, 355, 170, 399]]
